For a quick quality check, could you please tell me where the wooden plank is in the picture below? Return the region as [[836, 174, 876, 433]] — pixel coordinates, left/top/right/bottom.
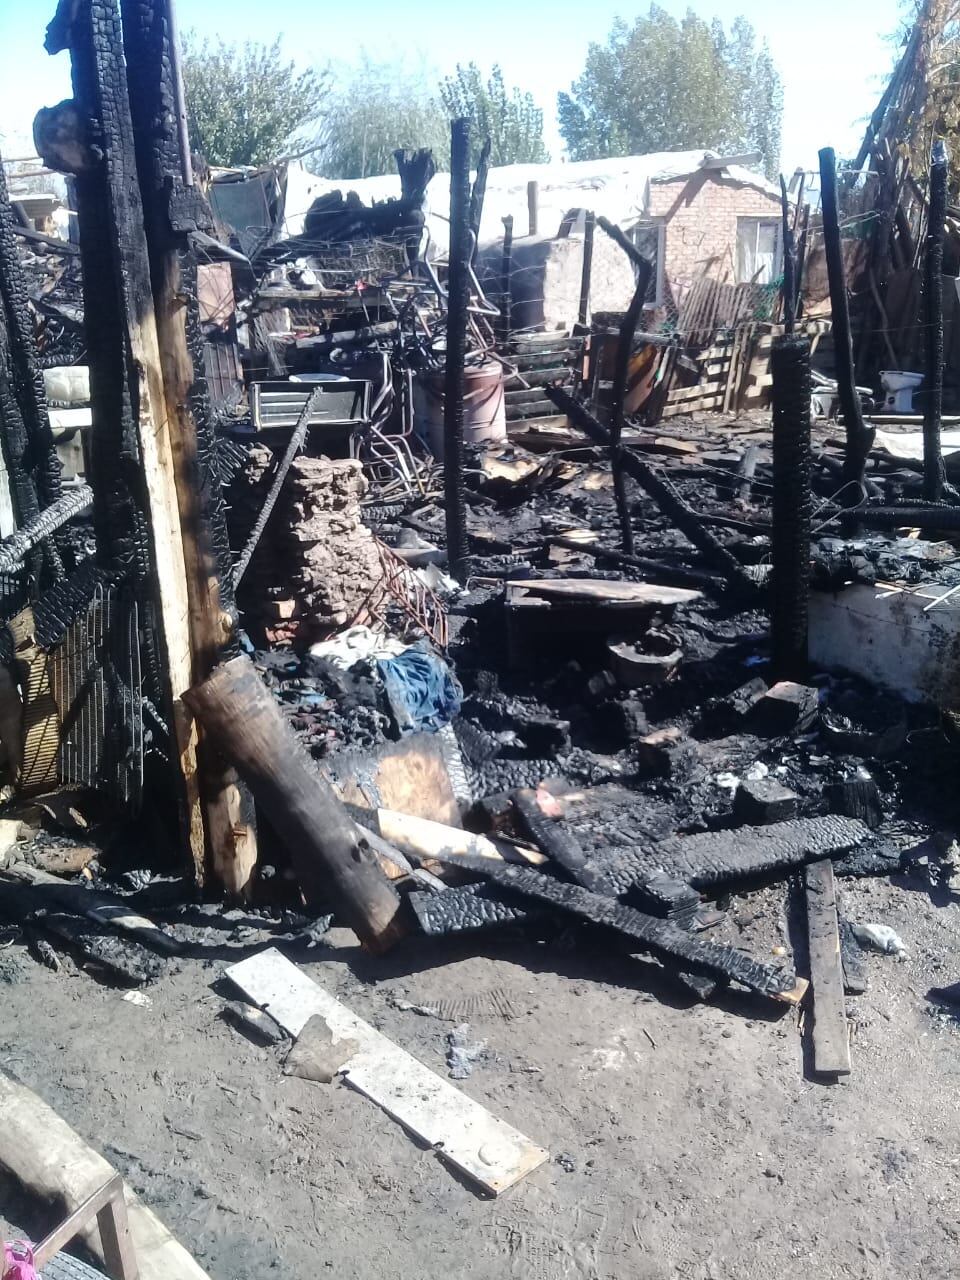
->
[[227, 949, 549, 1196], [373, 808, 548, 868], [804, 859, 851, 1076], [0, 1072, 211, 1280], [32, 1173, 137, 1278], [506, 578, 701, 606]]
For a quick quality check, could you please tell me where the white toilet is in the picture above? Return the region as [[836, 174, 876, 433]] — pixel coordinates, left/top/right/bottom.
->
[[880, 370, 923, 413]]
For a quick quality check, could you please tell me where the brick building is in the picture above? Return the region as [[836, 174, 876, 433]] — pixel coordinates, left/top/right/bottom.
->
[[643, 165, 785, 315], [468, 151, 787, 331]]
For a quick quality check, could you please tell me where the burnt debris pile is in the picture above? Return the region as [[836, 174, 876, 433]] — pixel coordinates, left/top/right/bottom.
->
[[2, 2, 960, 1158]]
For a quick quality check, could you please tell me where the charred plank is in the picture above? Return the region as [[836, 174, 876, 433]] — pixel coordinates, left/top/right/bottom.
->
[[435, 861, 803, 1000], [409, 882, 539, 936]]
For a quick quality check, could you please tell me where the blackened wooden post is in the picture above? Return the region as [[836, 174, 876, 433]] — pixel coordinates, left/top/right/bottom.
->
[[779, 175, 796, 333], [923, 140, 949, 502], [469, 136, 491, 245], [770, 335, 813, 680], [498, 214, 514, 349], [818, 148, 874, 493], [43, 0, 208, 876], [444, 117, 471, 582], [578, 211, 595, 326], [527, 180, 539, 235]]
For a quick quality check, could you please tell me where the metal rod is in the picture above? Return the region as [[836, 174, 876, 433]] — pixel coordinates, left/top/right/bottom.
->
[[770, 335, 812, 680], [924, 139, 948, 502], [578, 211, 595, 326], [443, 117, 471, 583], [233, 387, 323, 588], [0, 483, 93, 572], [818, 147, 874, 493], [527, 180, 538, 236]]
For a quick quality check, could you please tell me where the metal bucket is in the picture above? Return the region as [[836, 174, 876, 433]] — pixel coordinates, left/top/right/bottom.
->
[[413, 362, 506, 459]]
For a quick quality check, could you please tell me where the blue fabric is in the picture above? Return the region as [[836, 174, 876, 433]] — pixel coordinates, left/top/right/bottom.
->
[[377, 647, 462, 736]]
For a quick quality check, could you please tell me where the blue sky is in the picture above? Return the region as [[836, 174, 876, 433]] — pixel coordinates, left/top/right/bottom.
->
[[0, 0, 901, 172]]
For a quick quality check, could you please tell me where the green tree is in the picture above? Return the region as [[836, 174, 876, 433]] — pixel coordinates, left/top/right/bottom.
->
[[439, 63, 550, 166], [311, 56, 450, 179], [558, 5, 783, 180], [182, 34, 327, 167]]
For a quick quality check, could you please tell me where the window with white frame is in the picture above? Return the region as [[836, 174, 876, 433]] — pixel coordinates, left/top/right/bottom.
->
[[629, 220, 666, 305], [736, 218, 782, 284]]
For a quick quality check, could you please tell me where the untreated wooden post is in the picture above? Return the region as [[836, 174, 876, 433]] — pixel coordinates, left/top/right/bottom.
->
[[527, 180, 539, 236], [119, 0, 256, 894], [498, 213, 514, 349], [578, 211, 595, 326], [444, 116, 471, 583], [184, 655, 404, 953]]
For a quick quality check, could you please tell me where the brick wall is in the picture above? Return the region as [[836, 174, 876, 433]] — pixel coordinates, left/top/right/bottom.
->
[[648, 172, 782, 301]]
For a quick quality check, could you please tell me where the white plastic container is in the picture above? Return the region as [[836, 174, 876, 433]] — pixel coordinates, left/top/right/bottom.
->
[[413, 361, 506, 459]]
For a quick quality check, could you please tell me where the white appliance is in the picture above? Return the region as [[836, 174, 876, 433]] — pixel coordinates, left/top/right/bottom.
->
[[880, 370, 923, 414]]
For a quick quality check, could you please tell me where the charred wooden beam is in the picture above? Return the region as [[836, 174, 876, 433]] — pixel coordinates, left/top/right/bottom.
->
[[656, 815, 869, 889], [610, 256, 653, 555], [596, 216, 648, 272], [770, 335, 812, 681], [546, 386, 757, 594], [0, 155, 64, 580], [409, 882, 539, 936], [779, 175, 796, 332], [512, 787, 604, 889], [426, 859, 805, 1002], [923, 140, 949, 503], [469, 136, 491, 246]]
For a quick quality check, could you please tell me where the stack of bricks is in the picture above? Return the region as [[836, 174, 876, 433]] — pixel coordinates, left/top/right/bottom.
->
[[234, 446, 383, 646]]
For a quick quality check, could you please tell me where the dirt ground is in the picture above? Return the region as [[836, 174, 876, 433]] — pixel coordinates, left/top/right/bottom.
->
[[1, 863, 959, 1280]]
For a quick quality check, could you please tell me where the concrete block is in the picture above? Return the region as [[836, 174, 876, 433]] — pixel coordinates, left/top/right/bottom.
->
[[809, 582, 960, 707]]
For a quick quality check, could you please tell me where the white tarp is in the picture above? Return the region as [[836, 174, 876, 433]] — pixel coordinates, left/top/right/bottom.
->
[[280, 150, 782, 256], [873, 429, 960, 460]]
